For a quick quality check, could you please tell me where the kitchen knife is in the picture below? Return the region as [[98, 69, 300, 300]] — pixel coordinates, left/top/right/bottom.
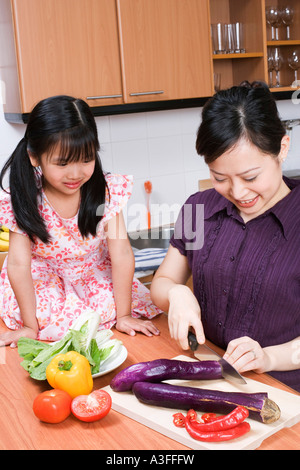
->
[[188, 331, 247, 385]]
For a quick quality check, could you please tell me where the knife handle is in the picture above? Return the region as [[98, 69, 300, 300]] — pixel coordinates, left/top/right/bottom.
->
[[188, 331, 198, 351]]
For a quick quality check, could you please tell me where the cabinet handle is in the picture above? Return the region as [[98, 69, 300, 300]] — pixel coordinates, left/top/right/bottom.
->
[[86, 94, 123, 100], [129, 90, 164, 96]]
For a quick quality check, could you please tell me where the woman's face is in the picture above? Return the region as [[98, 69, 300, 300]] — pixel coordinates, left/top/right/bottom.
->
[[208, 137, 290, 222]]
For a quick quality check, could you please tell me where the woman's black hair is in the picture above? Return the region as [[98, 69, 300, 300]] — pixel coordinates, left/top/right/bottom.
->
[[196, 81, 286, 163], [0, 95, 108, 243]]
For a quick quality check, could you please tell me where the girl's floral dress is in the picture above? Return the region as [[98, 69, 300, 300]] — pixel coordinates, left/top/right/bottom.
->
[[0, 173, 161, 341]]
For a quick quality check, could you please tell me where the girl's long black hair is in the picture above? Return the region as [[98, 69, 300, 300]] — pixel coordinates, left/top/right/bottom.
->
[[0, 95, 108, 243]]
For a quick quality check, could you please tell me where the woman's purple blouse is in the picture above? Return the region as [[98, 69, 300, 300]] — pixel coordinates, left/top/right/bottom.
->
[[170, 177, 300, 391]]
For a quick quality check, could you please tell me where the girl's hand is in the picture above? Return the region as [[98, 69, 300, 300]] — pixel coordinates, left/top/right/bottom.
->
[[115, 315, 160, 337], [223, 336, 271, 374], [0, 326, 38, 348], [168, 284, 205, 350]]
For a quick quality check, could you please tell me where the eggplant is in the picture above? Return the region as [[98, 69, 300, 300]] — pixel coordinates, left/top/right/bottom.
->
[[110, 359, 222, 392], [132, 382, 281, 424]]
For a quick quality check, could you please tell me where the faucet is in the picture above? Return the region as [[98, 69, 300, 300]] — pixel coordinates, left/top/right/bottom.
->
[[282, 119, 300, 132], [282, 119, 300, 150]]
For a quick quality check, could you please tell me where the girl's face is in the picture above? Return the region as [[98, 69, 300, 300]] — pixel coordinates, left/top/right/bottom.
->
[[208, 137, 290, 222], [29, 147, 95, 197]]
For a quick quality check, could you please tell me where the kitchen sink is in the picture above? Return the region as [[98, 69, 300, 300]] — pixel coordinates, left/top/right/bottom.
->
[[129, 225, 174, 250]]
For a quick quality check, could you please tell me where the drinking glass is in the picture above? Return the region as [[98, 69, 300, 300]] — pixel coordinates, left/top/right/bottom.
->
[[281, 6, 294, 40], [211, 23, 227, 54], [288, 50, 300, 84], [273, 47, 283, 87], [266, 6, 282, 40], [225, 24, 235, 54], [267, 49, 275, 87], [214, 73, 221, 91], [232, 22, 245, 53]]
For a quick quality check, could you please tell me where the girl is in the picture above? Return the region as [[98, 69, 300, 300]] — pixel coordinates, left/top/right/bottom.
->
[[150, 81, 300, 392], [0, 95, 161, 346]]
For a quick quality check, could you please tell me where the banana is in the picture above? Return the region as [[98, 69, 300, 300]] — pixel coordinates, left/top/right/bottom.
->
[[1, 225, 9, 232], [0, 239, 9, 252], [0, 231, 9, 241]]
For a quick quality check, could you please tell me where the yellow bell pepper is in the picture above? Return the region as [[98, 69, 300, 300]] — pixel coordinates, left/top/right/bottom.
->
[[46, 351, 93, 399]]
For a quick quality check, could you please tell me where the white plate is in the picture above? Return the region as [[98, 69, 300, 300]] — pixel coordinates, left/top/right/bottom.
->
[[92, 345, 128, 378]]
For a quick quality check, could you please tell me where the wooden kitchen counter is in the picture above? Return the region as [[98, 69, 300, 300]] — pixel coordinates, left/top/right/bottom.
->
[[0, 313, 299, 451]]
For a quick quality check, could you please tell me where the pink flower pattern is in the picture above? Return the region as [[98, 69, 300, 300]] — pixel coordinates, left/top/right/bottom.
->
[[0, 174, 161, 341]]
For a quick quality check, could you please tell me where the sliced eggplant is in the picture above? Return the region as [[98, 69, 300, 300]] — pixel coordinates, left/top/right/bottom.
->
[[132, 381, 281, 424], [110, 358, 222, 392]]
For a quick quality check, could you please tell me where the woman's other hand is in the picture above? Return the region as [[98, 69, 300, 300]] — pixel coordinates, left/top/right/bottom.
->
[[223, 336, 271, 374]]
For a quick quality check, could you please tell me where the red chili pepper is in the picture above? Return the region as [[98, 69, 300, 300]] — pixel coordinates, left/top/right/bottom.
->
[[184, 410, 251, 442], [201, 412, 240, 424], [173, 412, 185, 427], [201, 413, 218, 423], [186, 406, 249, 432]]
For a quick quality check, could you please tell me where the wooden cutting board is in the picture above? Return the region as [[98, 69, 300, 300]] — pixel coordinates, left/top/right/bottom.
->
[[103, 355, 300, 450]]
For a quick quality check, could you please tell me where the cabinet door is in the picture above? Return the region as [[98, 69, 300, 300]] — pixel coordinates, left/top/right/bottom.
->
[[11, 0, 123, 112], [117, 0, 213, 103]]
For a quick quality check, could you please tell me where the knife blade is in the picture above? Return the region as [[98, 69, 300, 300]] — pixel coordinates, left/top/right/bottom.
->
[[188, 331, 247, 385]]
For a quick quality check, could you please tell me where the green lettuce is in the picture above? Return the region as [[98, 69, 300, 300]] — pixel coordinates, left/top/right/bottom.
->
[[17, 312, 122, 380]]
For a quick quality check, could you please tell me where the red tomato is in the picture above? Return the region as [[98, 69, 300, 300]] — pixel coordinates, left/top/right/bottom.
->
[[33, 389, 72, 424], [71, 389, 112, 422]]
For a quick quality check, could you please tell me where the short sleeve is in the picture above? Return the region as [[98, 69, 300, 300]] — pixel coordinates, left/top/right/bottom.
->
[[170, 207, 187, 257], [0, 189, 27, 235], [101, 173, 133, 225], [170, 192, 205, 256]]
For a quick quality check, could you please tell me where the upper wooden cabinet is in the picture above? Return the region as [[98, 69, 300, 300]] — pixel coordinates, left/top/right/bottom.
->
[[1, 0, 298, 121], [1, 0, 213, 119], [116, 0, 213, 103], [2, 0, 124, 113]]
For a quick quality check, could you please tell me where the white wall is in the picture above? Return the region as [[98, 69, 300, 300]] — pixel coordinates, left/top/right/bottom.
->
[[0, 99, 300, 231]]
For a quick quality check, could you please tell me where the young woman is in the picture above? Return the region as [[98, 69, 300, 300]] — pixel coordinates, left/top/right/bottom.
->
[[150, 81, 300, 391], [0, 95, 161, 346]]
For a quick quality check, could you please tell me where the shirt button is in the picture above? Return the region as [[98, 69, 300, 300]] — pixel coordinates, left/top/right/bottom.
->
[[242, 224, 246, 230], [222, 289, 227, 295], [230, 256, 235, 261], [217, 321, 222, 327]]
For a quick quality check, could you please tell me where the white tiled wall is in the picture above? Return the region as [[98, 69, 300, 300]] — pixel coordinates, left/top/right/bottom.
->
[[0, 100, 299, 231], [102, 107, 210, 230]]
